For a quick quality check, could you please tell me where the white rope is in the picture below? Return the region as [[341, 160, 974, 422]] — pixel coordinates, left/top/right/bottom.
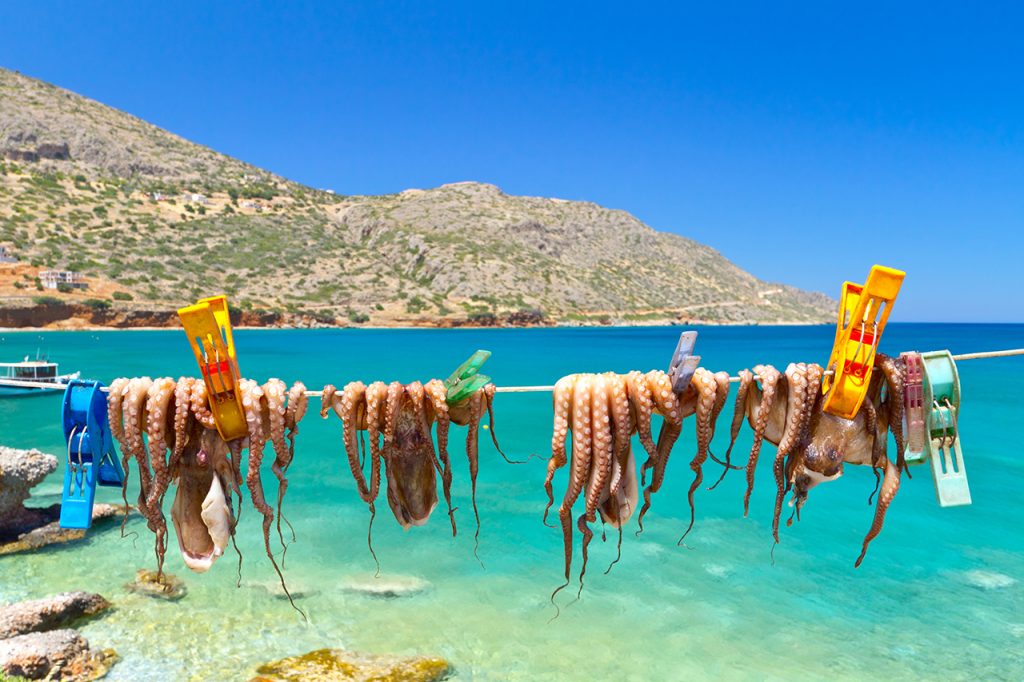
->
[[5, 347, 1024, 395]]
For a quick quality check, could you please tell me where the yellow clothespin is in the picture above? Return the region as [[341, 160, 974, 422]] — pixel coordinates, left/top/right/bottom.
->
[[821, 265, 905, 419], [177, 295, 247, 441]]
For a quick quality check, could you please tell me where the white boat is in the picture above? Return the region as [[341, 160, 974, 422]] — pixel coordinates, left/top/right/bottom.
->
[[0, 357, 80, 396]]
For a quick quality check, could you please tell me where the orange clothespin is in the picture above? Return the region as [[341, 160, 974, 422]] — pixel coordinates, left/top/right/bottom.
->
[[821, 265, 905, 419], [177, 295, 247, 441]]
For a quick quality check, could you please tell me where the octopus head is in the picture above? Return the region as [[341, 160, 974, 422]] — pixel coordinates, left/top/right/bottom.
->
[[171, 428, 234, 573], [790, 441, 844, 513]]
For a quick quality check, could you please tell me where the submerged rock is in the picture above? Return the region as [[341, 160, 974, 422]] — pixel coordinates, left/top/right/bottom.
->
[[962, 570, 1017, 590], [340, 574, 431, 599], [0, 629, 117, 681], [0, 503, 125, 556], [124, 569, 186, 601], [252, 648, 450, 682], [0, 592, 110, 639]]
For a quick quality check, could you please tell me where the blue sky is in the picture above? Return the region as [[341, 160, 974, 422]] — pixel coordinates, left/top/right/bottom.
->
[[1, 2, 1021, 321]]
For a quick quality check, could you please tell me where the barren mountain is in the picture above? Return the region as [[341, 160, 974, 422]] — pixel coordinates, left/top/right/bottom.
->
[[0, 67, 833, 327]]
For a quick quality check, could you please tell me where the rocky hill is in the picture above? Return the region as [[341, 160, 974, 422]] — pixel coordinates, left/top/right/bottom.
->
[[0, 67, 833, 327]]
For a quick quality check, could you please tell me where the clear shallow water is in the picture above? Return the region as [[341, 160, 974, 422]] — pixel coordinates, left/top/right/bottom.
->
[[0, 324, 1022, 681]]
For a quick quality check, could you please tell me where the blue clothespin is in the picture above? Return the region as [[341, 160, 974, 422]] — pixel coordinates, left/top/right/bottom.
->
[[667, 331, 701, 393], [60, 380, 125, 529]]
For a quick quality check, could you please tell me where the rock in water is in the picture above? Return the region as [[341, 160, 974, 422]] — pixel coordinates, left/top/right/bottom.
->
[[962, 570, 1017, 590], [0, 592, 110, 639], [0, 446, 57, 524], [124, 570, 186, 601], [0, 503, 124, 556], [340, 574, 431, 599], [252, 648, 450, 682], [0, 629, 117, 681]]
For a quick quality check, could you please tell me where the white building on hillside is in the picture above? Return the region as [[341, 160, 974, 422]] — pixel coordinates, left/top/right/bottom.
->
[[39, 270, 88, 290]]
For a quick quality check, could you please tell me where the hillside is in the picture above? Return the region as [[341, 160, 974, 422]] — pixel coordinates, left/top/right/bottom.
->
[[0, 67, 833, 327]]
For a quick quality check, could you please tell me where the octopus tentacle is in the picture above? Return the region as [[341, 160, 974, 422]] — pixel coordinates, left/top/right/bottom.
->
[[320, 384, 337, 420], [877, 354, 908, 473], [465, 387, 487, 563], [278, 381, 307, 560], [189, 381, 217, 430], [171, 377, 195, 475], [543, 374, 576, 527], [678, 368, 718, 544], [636, 370, 683, 533], [770, 364, 810, 545], [364, 381, 387, 505], [106, 378, 131, 531], [600, 373, 636, 574], [107, 378, 129, 445], [785, 364, 823, 512], [124, 378, 155, 529], [224, 436, 246, 584], [605, 373, 633, 499], [855, 456, 901, 567], [262, 379, 291, 556], [479, 383, 522, 464], [241, 379, 302, 617], [425, 379, 456, 536], [406, 382, 439, 476], [710, 369, 754, 488], [144, 377, 175, 575], [551, 375, 593, 612], [337, 382, 371, 501], [626, 371, 658, 486], [358, 381, 387, 571], [743, 365, 781, 517], [577, 375, 613, 596]]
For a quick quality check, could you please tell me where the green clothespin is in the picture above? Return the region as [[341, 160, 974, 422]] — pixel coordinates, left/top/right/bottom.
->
[[920, 350, 971, 507], [444, 349, 492, 404]]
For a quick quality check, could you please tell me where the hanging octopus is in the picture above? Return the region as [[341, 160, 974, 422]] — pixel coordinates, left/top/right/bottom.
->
[[544, 370, 698, 609], [322, 378, 500, 567], [105, 376, 310, 612], [720, 353, 907, 566]]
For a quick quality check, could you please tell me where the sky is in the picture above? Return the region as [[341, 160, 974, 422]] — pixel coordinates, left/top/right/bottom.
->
[[1, 2, 1021, 321]]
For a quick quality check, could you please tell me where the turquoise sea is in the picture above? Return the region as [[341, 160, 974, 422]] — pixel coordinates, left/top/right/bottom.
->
[[1, 324, 1022, 681]]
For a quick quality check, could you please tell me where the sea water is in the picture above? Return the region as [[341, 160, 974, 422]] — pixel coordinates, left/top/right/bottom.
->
[[0, 325, 1021, 681]]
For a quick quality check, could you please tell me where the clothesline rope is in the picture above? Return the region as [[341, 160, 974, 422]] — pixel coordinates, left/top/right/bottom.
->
[[4, 348, 1023, 395]]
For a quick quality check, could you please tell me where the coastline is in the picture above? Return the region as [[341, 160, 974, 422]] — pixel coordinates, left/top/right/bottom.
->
[[0, 319, 830, 333], [0, 300, 831, 332]]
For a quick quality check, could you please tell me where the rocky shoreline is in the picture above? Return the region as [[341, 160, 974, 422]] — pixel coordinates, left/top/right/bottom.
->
[[0, 593, 117, 681], [0, 300, 823, 332], [0, 300, 557, 330]]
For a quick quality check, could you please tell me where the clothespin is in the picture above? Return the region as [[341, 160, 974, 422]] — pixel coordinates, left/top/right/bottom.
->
[[60, 380, 125, 529], [821, 265, 905, 419], [918, 350, 971, 506], [177, 295, 247, 441], [444, 350, 492, 404], [900, 351, 926, 462], [667, 331, 701, 393]]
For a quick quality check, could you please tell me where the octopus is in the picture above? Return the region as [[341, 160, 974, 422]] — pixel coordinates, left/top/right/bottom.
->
[[322, 378, 500, 567], [105, 376, 310, 612], [170, 422, 235, 573], [728, 354, 907, 566], [544, 370, 698, 608]]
